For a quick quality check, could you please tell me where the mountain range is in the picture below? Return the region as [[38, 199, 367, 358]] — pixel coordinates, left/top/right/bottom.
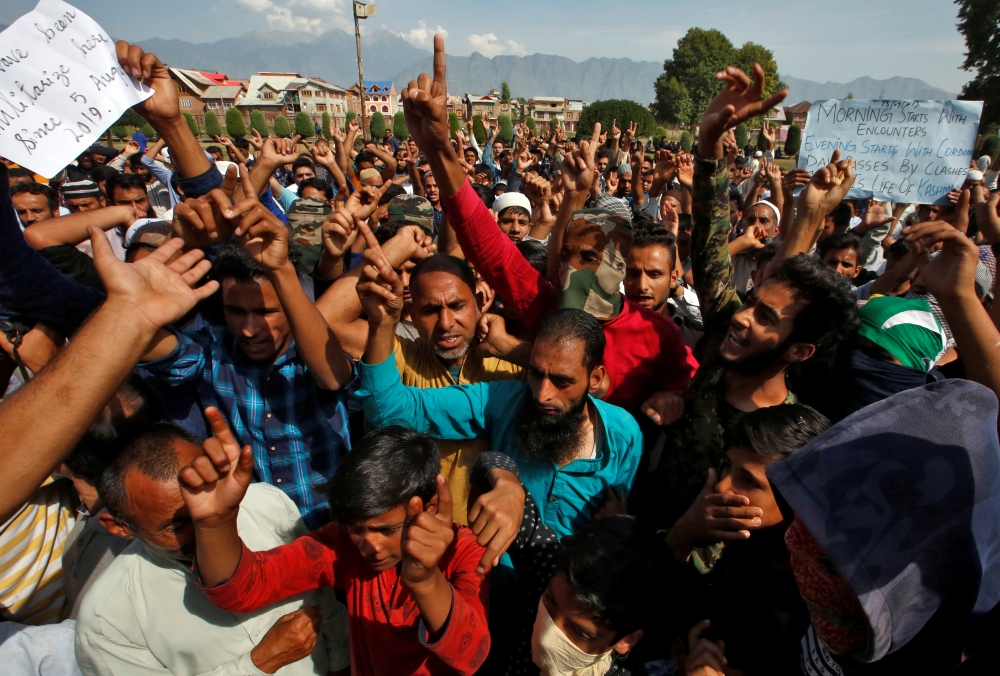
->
[[0, 21, 959, 105]]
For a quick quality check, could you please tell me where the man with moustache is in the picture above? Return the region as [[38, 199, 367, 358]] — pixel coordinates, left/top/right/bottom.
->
[[356, 268, 642, 541]]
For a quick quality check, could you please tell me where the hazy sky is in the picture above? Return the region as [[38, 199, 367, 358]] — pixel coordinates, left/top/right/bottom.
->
[[1, 0, 972, 93]]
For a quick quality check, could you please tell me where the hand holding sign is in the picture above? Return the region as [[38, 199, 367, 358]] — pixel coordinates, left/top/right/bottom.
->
[[0, 0, 152, 178]]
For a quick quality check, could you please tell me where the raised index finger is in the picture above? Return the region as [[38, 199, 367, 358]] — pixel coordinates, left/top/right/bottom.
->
[[205, 407, 241, 456], [433, 34, 447, 87]]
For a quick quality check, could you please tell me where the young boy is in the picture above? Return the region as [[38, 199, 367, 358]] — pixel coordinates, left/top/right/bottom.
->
[[178, 424, 490, 676]]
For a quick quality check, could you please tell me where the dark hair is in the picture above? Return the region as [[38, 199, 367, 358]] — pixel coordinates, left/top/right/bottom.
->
[[769, 254, 858, 351], [410, 255, 477, 296], [724, 403, 830, 460], [534, 309, 605, 371], [65, 374, 163, 483], [206, 145, 222, 155], [233, 137, 251, 150], [474, 162, 491, 175], [324, 426, 440, 522], [10, 181, 58, 212], [595, 148, 611, 163], [213, 240, 268, 282], [631, 224, 677, 272], [8, 167, 36, 181], [91, 164, 119, 186], [128, 154, 144, 169], [818, 232, 861, 259], [828, 202, 853, 229], [888, 239, 911, 260], [471, 183, 495, 209], [464, 146, 480, 160], [98, 422, 201, 530], [108, 172, 147, 199], [292, 157, 316, 172], [299, 177, 333, 201], [355, 150, 376, 167], [556, 516, 663, 638], [729, 188, 744, 212], [379, 183, 406, 206], [517, 239, 548, 276]]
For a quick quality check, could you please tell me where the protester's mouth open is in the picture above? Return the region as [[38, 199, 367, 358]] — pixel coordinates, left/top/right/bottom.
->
[[633, 295, 655, 308], [241, 337, 271, 355], [723, 326, 748, 351], [436, 335, 461, 350]]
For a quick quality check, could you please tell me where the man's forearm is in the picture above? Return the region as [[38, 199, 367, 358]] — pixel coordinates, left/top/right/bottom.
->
[[0, 298, 158, 522], [941, 293, 1000, 403], [193, 514, 244, 588], [147, 116, 212, 180], [363, 318, 396, 366], [407, 570, 454, 635], [545, 191, 588, 285], [23, 206, 133, 250], [422, 145, 467, 198], [269, 263, 352, 389]]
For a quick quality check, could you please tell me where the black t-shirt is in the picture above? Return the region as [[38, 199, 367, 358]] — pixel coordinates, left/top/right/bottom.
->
[[38, 245, 104, 291]]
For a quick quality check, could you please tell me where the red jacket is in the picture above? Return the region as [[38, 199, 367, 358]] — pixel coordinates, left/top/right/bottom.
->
[[442, 181, 697, 410], [201, 523, 490, 676]]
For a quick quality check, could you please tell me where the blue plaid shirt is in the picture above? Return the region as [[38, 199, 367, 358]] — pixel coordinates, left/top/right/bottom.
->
[[142, 324, 358, 529]]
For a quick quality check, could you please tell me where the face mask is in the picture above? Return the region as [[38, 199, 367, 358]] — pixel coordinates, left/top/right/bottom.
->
[[531, 598, 614, 676], [558, 208, 631, 321]]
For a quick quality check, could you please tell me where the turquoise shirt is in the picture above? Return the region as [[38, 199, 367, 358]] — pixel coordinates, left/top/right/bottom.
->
[[357, 353, 643, 538]]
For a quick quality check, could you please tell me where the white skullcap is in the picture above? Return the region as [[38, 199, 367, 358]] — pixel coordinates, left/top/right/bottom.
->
[[492, 191, 532, 217], [968, 170, 984, 182]]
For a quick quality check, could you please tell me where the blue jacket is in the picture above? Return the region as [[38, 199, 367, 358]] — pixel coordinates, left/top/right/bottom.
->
[[357, 353, 642, 538]]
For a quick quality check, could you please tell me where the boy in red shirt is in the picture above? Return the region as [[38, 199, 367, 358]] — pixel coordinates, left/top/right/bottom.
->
[[178, 422, 490, 676]]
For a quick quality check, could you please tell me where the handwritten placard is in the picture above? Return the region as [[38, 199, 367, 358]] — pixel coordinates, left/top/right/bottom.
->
[[796, 99, 983, 204], [0, 0, 152, 179]]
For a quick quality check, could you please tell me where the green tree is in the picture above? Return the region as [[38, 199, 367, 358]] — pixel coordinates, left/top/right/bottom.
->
[[118, 108, 147, 128], [393, 111, 409, 139], [321, 112, 332, 140], [651, 76, 692, 127], [273, 115, 292, 138], [182, 112, 200, 137], [679, 131, 692, 152], [501, 81, 511, 104], [345, 111, 357, 131], [979, 134, 1000, 160], [295, 112, 314, 138], [576, 99, 656, 139], [139, 122, 156, 140], [449, 111, 461, 138], [523, 116, 536, 134], [652, 28, 784, 129], [734, 123, 748, 149], [111, 125, 129, 140], [956, 0, 1000, 127], [250, 110, 269, 138], [846, 92, 854, 100], [204, 110, 223, 137], [472, 114, 487, 144], [497, 114, 513, 143], [653, 126, 669, 145], [369, 111, 386, 139], [785, 124, 802, 156], [225, 108, 246, 138]]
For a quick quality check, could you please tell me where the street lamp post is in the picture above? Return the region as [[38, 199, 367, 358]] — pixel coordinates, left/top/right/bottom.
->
[[354, 1, 375, 141]]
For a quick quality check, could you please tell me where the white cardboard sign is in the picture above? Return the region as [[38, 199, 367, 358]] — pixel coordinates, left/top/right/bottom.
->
[[0, 0, 152, 178], [796, 99, 984, 205]]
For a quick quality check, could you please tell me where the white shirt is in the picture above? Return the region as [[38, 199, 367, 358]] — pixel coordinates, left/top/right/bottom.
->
[[75, 484, 349, 676]]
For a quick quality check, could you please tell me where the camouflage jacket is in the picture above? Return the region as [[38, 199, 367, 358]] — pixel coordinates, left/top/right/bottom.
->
[[650, 156, 793, 527]]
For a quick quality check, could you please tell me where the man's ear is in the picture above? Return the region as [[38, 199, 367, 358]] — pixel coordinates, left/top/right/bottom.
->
[[98, 512, 136, 540], [589, 364, 607, 394], [670, 266, 680, 288], [612, 628, 643, 655], [784, 342, 816, 364]]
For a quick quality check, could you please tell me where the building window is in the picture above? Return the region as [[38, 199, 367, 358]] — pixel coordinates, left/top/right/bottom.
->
[[381, 105, 389, 113], [301, 90, 312, 97], [316, 104, 326, 112], [315, 91, 325, 98], [381, 96, 387, 102], [370, 105, 377, 113], [207, 102, 220, 109], [181, 99, 192, 107], [262, 93, 274, 100]]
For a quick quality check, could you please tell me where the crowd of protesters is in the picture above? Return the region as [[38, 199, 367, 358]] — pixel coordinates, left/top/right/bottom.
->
[[1, 33, 1000, 676]]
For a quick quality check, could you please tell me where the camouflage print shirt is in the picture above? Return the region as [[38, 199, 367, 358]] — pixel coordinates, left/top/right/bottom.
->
[[646, 155, 793, 528]]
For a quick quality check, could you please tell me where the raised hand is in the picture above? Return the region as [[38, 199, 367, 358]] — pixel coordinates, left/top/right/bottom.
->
[[652, 149, 677, 185], [610, 118, 621, 140], [249, 129, 265, 152], [321, 210, 358, 259], [122, 139, 142, 157], [178, 407, 255, 526], [91, 228, 218, 332], [781, 168, 812, 196], [698, 63, 787, 158], [345, 183, 390, 222], [660, 194, 680, 233], [401, 475, 455, 587], [676, 153, 694, 190], [467, 461, 524, 573], [331, 126, 346, 144], [685, 620, 727, 676], [975, 192, 1000, 244], [115, 41, 179, 124], [903, 218, 981, 302], [401, 35, 451, 156], [760, 122, 775, 149], [261, 135, 303, 167], [348, 117, 360, 135], [356, 218, 404, 324], [560, 123, 600, 195], [797, 149, 856, 224]]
